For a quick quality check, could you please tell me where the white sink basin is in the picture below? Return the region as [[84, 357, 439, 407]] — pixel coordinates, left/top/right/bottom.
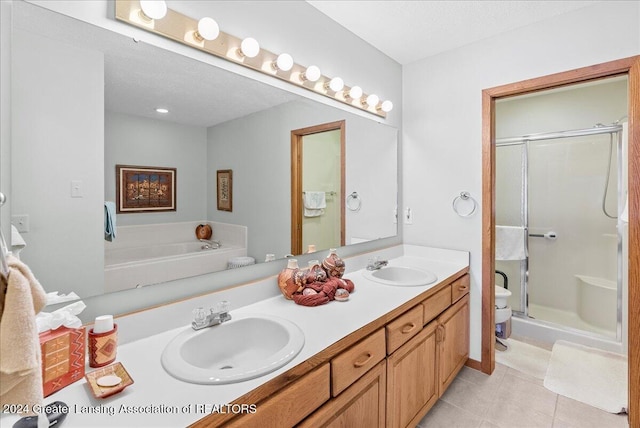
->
[[364, 266, 437, 287], [161, 314, 304, 384]]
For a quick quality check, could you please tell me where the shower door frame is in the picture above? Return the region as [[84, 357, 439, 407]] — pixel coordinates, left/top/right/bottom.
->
[[480, 55, 640, 427], [495, 125, 624, 339]]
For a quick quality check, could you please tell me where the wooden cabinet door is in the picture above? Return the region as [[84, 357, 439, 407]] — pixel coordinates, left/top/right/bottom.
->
[[437, 293, 470, 396], [299, 360, 386, 428], [386, 321, 439, 428]]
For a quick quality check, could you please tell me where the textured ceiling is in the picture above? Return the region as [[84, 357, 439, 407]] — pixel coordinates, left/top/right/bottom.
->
[[307, 1, 602, 64], [14, 2, 299, 128]]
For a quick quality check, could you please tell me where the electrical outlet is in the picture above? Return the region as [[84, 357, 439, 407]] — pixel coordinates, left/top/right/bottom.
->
[[12, 214, 30, 233], [405, 207, 413, 225]]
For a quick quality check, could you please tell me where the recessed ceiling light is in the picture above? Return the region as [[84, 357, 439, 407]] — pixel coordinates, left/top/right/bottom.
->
[[155, 108, 169, 114]]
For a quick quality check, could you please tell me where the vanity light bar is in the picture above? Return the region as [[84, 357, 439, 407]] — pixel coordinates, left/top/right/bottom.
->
[[114, 0, 391, 118]]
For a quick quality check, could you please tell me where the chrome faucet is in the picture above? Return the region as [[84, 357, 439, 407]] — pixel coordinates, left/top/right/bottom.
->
[[199, 239, 221, 250], [192, 301, 231, 330], [366, 257, 389, 271]]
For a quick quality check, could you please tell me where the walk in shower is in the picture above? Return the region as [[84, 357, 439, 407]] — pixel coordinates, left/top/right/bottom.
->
[[494, 77, 629, 353]]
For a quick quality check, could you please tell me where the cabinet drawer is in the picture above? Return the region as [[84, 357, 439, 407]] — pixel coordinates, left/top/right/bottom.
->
[[386, 305, 423, 355], [224, 363, 330, 428], [331, 329, 386, 396], [422, 285, 451, 325], [451, 275, 470, 303]]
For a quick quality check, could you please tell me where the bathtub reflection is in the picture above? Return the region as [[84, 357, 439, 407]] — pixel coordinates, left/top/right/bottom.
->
[[104, 221, 247, 293]]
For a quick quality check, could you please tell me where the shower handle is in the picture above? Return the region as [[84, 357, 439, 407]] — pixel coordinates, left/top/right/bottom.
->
[[528, 231, 557, 240]]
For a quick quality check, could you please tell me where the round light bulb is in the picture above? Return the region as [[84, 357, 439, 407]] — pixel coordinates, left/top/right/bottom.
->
[[328, 77, 344, 92], [197, 17, 219, 41], [240, 37, 260, 58], [347, 86, 363, 99], [303, 65, 321, 82], [365, 94, 380, 107], [380, 100, 394, 112], [275, 53, 294, 71], [139, 0, 167, 20]]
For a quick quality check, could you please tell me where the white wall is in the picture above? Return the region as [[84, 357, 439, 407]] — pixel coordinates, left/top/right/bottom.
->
[[104, 110, 208, 226], [496, 79, 628, 137], [11, 29, 104, 297], [207, 99, 397, 262], [402, 1, 640, 360], [0, 1, 11, 243], [346, 117, 398, 243]]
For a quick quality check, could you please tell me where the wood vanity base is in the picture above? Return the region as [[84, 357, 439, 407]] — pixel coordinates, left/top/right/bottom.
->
[[191, 268, 470, 428]]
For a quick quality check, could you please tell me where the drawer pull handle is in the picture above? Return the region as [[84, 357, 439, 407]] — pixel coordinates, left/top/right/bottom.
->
[[458, 285, 468, 291], [401, 323, 417, 334], [353, 352, 373, 368]]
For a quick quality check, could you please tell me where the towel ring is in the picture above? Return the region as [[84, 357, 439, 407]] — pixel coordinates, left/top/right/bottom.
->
[[347, 192, 362, 212], [452, 191, 477, 217]]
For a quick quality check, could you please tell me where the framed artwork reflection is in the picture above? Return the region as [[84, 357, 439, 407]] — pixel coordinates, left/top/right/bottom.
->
[[216, 169, 233, 212], [116, 165, 176, 213]]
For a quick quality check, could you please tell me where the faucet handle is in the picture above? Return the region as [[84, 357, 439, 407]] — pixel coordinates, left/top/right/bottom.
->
[[217, 300, 230, 314], [193, 307, 207, 322]]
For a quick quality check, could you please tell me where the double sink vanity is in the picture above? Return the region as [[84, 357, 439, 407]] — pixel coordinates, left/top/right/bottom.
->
[[22, 245, 470, 428]]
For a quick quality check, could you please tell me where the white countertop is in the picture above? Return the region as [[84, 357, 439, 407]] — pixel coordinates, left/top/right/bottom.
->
[[2, 245, 468, 427]]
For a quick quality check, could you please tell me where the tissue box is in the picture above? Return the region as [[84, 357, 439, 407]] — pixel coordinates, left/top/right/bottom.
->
[[39, 326, 86, 397]]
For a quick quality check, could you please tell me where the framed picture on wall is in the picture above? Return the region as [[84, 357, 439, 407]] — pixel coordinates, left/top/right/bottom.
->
[[116, 165, 176, 213], [216, 169, 233, 212]]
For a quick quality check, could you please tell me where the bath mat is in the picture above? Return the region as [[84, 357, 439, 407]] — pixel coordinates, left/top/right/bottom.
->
[[544, 340, 627, 413], [494, 338, 551, 380]]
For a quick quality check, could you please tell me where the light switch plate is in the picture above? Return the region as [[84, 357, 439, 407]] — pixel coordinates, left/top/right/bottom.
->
[[71, 180, 83, 198], [405, 207, 413, 224]]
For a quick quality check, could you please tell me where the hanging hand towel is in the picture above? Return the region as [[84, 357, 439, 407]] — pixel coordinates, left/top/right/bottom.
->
[[0, 255, 46, 415], [104, 201, 117, 241], [303, 191, 326, 217], [496, 225, 527, 260]]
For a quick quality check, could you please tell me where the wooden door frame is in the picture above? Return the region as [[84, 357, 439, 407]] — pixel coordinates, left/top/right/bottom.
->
[[291, 120, 346, 255], [481, 56, 639, 425]]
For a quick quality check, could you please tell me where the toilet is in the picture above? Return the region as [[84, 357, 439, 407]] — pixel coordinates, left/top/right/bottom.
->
[[495, 285, 512, 328]]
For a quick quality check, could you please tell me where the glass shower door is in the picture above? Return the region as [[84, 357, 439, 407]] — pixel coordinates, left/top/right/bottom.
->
[[526, 134, 620, 338]]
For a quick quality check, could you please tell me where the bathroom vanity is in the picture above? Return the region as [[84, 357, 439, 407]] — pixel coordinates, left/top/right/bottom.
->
[[226, 273, 470, 428], [2, 246, 469, 428]]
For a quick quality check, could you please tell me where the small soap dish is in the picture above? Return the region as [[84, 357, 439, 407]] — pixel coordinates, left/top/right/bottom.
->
[[85, 362, 134, 399]]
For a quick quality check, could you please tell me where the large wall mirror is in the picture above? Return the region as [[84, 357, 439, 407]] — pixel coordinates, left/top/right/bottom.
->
[[8, 1, 398, 303]]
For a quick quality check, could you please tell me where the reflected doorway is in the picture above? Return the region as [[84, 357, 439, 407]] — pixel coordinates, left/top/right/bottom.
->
[[291, 120, 345, 255]]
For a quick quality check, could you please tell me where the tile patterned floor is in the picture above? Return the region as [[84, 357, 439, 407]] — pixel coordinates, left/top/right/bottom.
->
[[417, 363, 629, 428]]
